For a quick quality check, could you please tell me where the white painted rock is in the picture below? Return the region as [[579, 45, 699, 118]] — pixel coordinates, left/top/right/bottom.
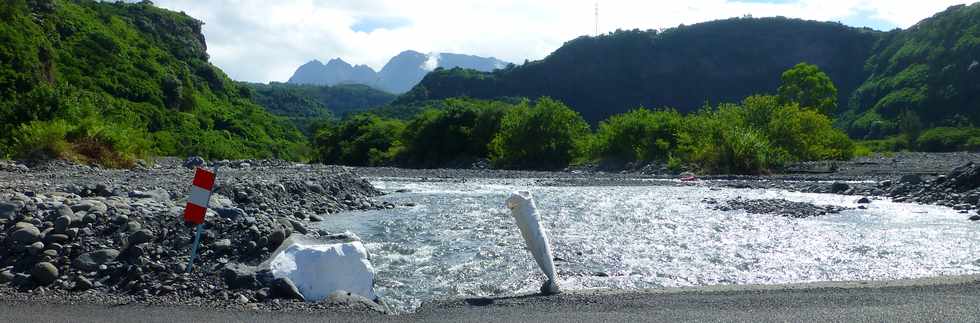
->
[[268, 240, 377, 301]]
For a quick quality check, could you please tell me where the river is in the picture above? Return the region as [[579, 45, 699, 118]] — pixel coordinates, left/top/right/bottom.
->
[[318, 178, 980, 313]]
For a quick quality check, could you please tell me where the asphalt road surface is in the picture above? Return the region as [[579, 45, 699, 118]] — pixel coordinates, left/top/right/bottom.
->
[[5, 275, 980, 322]]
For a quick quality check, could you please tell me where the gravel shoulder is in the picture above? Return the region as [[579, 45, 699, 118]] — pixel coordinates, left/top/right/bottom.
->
[[4, 274, 980, 322]]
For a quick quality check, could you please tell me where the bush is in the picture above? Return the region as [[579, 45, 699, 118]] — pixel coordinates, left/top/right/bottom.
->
[[489, 98, 591, 170]]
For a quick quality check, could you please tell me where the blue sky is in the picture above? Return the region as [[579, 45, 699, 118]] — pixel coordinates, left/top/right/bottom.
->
[[142, 0, 976, 82]]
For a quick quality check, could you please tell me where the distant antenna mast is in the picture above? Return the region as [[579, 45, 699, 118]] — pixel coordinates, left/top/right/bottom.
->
[[594, 2, 599, 36]]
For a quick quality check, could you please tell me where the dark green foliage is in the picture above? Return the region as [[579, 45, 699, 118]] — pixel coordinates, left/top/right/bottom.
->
[[397, 17, 880, 124], [777, 63, 839, 115], [399, 98, 512, 167], [489, 98, 592, 170], [313, 114, 406, 166], [844, 3, 980, 137], [243, 82, 396, 134], [0, 0, 305, 164]]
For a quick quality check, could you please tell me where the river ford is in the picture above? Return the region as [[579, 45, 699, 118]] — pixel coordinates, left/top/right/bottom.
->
[[322, 178, 980, 313]]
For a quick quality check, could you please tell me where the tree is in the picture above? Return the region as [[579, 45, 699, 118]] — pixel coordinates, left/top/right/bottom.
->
[[489, 98, 591, 170], [593, 108, 683, 162], [777, 62, 839, 115]]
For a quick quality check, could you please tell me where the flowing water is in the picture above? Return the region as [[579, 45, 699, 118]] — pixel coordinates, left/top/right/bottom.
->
[[318, 178, 980, 313]]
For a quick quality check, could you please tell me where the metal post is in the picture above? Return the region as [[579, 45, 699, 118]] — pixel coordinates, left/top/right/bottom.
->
[[185, 223, 204, 272], [186, 165, 219, 273]]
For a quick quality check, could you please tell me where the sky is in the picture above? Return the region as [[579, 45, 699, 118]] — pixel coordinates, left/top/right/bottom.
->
[[140, 0, 977, 83]]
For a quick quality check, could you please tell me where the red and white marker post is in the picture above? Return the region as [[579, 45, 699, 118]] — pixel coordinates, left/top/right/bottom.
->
[[183, 166, 218, 272]]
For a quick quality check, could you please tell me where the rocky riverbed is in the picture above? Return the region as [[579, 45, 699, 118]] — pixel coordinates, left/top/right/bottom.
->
[[0, 158, 391, 313]]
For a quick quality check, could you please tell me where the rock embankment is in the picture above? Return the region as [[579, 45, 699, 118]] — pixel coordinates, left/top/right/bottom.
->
[[0, 157, 391, 311], [883, 162, 980, 215]]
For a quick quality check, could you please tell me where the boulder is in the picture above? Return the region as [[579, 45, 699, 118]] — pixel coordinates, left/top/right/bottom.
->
[[183, 156, 206, 169], [31, 262, 58, 286], [271, 277, 305, 301], [127, 229, 154, 246], [212, 239, 232, 252], [857, 197, 871, 204], [128, 189, 171, 202], [829, 182, 850, 194], [72, 200, 107, 214], [27, 241, 44, 255], [327, 290, 384, 312], [73, 249, 120, 271], [900, 174, 923, 185], [0, 202, 16, 220], [9, 224, 41, 244], [54, 215, 72, 234], [222, 263, 261, 290], [74, 276, 93, 291], [214, 207, 246, 220]]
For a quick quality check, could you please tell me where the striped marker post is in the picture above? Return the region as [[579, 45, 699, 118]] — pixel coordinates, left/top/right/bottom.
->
[[184, 166, 218, 273]]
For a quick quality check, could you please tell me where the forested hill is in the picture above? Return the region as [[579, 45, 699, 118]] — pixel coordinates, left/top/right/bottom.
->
[[242, 82, 396, 134], [842, 3, 980, 138], [396, 17, 881, 124], [0, 0, 305, 165]]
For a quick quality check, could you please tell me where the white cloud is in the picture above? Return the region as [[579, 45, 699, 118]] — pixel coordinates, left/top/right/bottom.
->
[[145, 0, 977, 83]]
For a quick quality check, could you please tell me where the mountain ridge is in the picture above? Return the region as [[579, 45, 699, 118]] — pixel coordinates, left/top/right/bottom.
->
[[287, 50, 509, 94]]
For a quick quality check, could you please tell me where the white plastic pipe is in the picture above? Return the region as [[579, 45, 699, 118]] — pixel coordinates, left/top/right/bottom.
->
[[506, 191, 560, 294]]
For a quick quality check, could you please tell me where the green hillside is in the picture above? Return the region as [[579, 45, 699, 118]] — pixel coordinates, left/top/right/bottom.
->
[[397, 17, 881, 124], [242, 82, 395, 134], [0, 0, 305, 165], [842, 3, 980, 139]]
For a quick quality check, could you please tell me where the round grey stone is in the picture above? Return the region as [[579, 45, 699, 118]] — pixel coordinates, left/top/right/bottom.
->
[[31, 262, 58, 286], [10, 224, 41, 244], [27, 241, 44, 255], [73, 249, 120, 271], [54, 215, 72, 233], [127, 229, 154, 246]]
